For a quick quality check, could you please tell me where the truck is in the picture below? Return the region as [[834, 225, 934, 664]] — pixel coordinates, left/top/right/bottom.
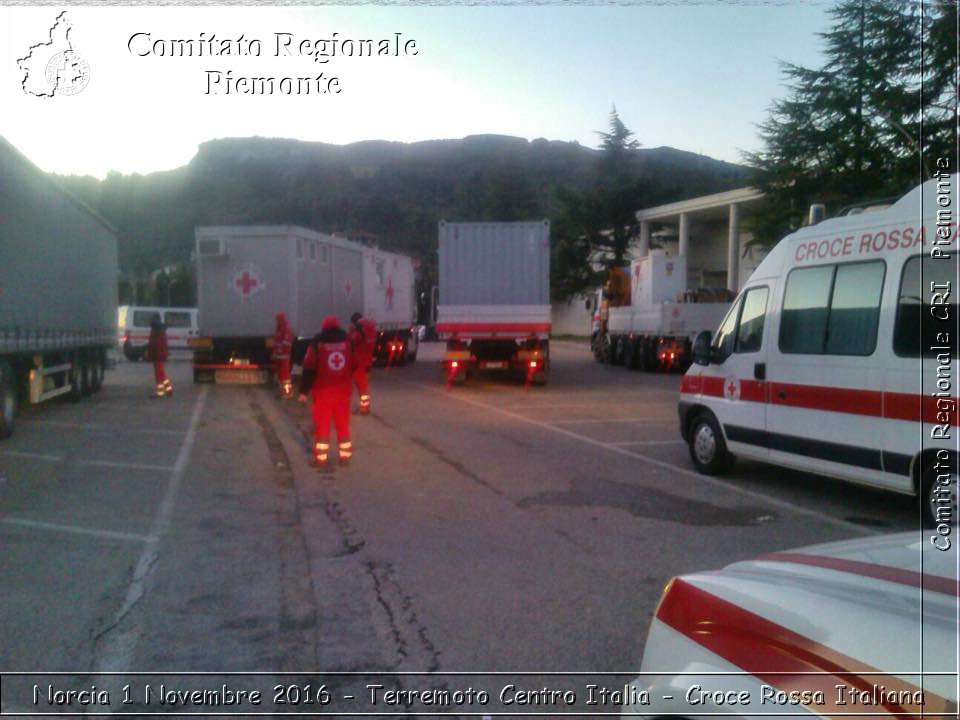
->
[[437, 220, 551, 385], [592, 253, 732, 372], [191, 225, 418, 384], [0, 137, 118, 439]]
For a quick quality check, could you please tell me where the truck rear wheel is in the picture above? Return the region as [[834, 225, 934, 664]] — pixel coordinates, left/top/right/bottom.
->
[[91, 351, 105, 393], [0, 361, 17, 439], [623, 338, 639, 370], [80, 354, 94, 397], [688, 411, 733, 475]]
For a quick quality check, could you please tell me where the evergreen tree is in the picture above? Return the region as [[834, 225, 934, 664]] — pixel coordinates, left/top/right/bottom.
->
[[551, 109, 656, 300], [744, 0, 957, 246]]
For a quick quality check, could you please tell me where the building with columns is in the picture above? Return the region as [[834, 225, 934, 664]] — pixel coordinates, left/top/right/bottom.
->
[[551, 186, 767, 336], [633, 186, 765, 292]]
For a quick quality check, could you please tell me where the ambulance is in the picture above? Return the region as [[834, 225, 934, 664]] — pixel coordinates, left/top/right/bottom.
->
[[678, 172, 958, 527]]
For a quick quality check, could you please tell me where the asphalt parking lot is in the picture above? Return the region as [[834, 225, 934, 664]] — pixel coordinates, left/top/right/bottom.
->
[[0, 341, 920, 716]]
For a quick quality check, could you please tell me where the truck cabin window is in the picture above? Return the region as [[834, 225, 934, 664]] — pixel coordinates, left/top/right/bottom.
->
[[712, 286, 769, 361], [894, 254, 959, 358], [779, 260, 884, 356]]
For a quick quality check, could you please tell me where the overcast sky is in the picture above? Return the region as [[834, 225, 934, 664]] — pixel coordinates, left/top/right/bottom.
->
[[1, 2, 834, 179]]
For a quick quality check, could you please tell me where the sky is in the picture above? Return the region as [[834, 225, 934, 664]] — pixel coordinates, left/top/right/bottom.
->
[[0, 2, 835, 179]]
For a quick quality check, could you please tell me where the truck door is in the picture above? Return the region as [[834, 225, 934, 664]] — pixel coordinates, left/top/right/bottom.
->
[[706, 285, 771, 460]]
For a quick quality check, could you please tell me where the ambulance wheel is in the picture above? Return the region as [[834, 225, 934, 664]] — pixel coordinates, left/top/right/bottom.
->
[[0, 361, 17, 440], [688, 411, 733, 475], [921, 457, 958, 529]]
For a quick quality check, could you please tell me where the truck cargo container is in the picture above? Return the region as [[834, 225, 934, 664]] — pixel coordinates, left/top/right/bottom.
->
[[0, 137, 118, 439], [191, 225, 417, 384], [437, 220, 551, 384], [592, 254, 732, 372]]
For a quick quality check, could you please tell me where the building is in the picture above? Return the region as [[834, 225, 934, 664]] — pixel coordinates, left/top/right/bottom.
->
[[634, 186, 765, 292], [550, 186, 766, 337]]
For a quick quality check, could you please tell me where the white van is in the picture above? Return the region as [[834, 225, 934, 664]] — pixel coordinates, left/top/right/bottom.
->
[[679, 173, 957, 527], [117, 306, 199, 360]]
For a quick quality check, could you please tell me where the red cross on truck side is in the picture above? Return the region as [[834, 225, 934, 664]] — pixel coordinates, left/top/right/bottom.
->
[[235, 271, 258, 297]]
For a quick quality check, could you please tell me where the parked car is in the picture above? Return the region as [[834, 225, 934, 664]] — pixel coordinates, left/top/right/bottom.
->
[[626, 532, 957, 719], [117, 306, 198, 360]]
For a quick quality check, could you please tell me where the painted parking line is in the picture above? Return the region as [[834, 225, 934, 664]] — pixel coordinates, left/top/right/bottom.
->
[[418, 381, 875, 536], [0, 450, 173, 473], [608, 439, 687, 446], [549, 417, 677, 425], [17, 419, 187, 436], [93, 385, 208, 673], [1, 517, 151, 544]]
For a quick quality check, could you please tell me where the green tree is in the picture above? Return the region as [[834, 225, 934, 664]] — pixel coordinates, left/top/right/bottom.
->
[[745, 0, 958, 246], [551, 109, 655, 300]]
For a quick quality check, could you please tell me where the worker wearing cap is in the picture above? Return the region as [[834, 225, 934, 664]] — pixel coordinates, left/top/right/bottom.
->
[[146, 315, 172, 398], [271, 312, 294, 399], [298, 315, 355, 468], [348, 312, 376, 415]]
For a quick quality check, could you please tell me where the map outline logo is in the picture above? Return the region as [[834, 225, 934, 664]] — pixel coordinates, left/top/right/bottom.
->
[[17, 11, 91, 98]]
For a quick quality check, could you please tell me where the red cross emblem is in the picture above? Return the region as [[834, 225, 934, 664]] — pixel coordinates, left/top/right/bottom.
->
[[327, 351, 346, 371], [385, 277, 394, 309], [724, 376, 740, 401], [232, 265, 264, 299]]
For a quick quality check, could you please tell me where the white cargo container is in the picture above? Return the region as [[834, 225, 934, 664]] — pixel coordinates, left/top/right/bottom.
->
[[437, 220, 551, 384], [593, 254, 732, 372], [192, 225, 417, 383], [0, 137, 118, 438]]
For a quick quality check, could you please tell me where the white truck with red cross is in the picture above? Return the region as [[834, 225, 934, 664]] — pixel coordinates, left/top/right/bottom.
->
[[678, 172, 958, 527], [593, 254, 733, 372], [191, 225, 417, 383]]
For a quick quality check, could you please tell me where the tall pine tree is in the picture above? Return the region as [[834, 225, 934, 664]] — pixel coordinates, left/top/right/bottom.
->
[[744, 0, 957, 246]]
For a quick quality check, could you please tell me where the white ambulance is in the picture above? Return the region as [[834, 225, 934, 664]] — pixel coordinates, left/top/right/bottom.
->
[[117, 306, 199, 360], [679, 172, 958, 527]]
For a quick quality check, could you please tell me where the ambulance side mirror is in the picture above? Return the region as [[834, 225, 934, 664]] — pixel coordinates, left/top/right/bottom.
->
[[692, 330, 713, 366]]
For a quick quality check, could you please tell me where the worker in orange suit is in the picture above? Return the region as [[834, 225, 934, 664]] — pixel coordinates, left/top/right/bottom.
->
[[271, 312, 294, 399], [298, 315, 355, 469], [348, 312, 376, 415], [146, 315, 172, 398]]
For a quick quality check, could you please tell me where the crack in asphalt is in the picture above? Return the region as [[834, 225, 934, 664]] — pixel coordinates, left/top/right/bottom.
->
[[370, 413, 505, 499]]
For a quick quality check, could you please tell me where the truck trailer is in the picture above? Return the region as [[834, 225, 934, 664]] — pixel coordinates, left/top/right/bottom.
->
[[592, 254, 732, 372], [191, 225, 418, 384], [0, 137, 118, 438], [437, 220, 551, 384]]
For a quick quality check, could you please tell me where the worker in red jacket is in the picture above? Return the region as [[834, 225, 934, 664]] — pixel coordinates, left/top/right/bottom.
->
[[348, 312, 376, 415], [146, 316, 172, 398], [271, 312, 294, 399], [298, 315, 355, 468]]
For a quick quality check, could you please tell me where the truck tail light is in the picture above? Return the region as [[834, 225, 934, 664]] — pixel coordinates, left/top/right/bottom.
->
[[529, 360, 538, 369]]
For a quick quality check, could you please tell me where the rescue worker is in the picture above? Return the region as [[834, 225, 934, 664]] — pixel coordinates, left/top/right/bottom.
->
[[271, 312, 294, 399], [146, 315, 172, 398], [298, 315, 354, 469], [348, 312, 376, 415]]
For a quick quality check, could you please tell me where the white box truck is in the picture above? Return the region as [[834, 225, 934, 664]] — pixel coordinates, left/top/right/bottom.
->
[[192, 225, 417, 383], [592, 254, 732, 372], [0, 137, 118, 438], [437, 220, 551, 384]]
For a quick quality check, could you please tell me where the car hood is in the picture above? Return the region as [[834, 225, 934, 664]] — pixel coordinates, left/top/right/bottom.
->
[[649, 532, 957, 707]]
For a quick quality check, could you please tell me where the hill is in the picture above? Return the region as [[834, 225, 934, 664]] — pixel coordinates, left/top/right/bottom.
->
[[55, 134, 750, 300]]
